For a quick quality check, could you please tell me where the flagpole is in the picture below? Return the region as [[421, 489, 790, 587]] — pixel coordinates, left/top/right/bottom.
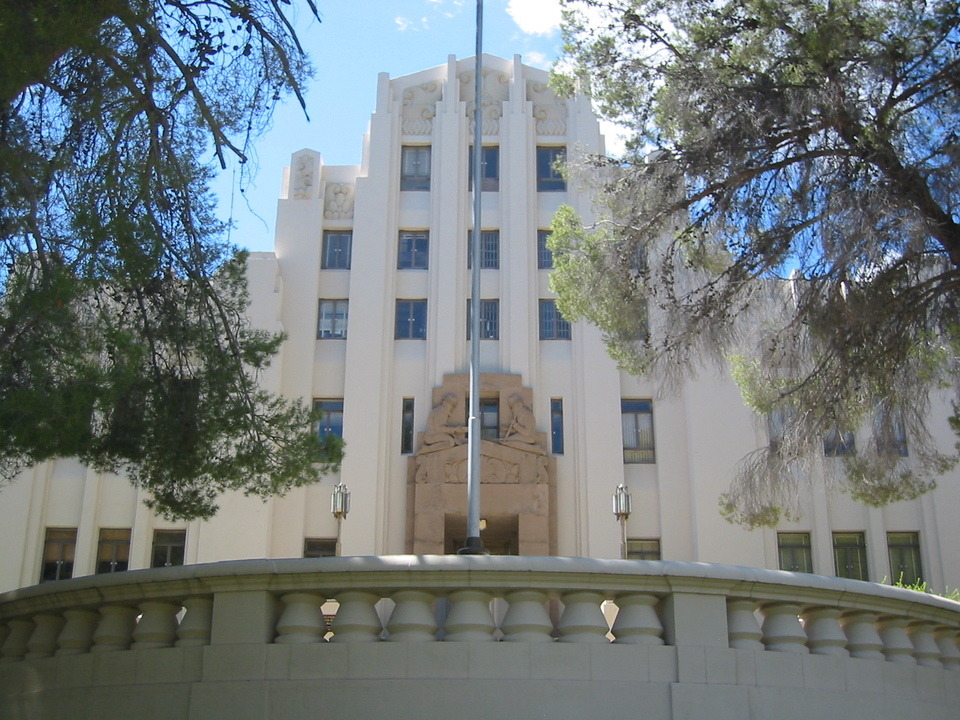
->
[[459, 0, 486, 555]]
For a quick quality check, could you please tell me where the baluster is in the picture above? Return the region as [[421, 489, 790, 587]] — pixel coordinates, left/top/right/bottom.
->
[[57, 609, 100, 655], [25, 613, 65, 659], [330, 591, 382, 643], [802, 607, 849, 657], [611, 593, 663, 645], [444, 590, 495, 642], [501, 590, 553, 643], [91, 604, 138, 652], [276, 592, 327, 643], [386, 590, 437, 642], [557, 591, 608, 644], [841, 611, 884, 659], [727, 598, 764, 650], [934, 627, 960, 670], [908, 621, 941, 667], [132, 600, 180, 649], [760, 602, 809, 653], [878, 616, 916, 664], [176, 596, 213, 647], [0, 619, 35, 662]]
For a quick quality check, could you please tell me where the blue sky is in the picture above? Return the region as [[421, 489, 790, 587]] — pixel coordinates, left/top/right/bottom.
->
[[214, 0, 567, 253]]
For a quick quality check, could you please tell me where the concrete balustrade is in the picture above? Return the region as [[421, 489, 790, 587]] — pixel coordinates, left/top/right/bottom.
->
[[1, 556, 959, 719]]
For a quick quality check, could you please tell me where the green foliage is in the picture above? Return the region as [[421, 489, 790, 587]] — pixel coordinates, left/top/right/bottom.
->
[[0, 1, 342, 519], [556, 0, 960, 524], [892, 576, 960, 603]]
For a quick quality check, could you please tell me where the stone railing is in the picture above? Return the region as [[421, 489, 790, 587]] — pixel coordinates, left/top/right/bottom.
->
[[2, 556, 960, 720], [1, 555, 958, 661]]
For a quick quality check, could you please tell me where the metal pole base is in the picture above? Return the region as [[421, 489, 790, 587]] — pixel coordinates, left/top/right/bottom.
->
[[457, 536, 488, 555]]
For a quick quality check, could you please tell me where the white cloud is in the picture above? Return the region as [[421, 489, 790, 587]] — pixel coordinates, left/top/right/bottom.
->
[[524, 51, 549, 69], [395, 16, 415, 31], [506, 0, 562, 35]]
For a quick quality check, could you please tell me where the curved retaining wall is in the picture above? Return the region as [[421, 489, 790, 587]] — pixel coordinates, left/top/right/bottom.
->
[[1, 556, 959, 720]]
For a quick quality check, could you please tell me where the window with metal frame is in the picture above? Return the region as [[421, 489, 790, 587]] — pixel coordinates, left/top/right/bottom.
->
[[887, 531, 923, 586], [467, 230, 499, 269], [96, 528, 131, 574], [400, 145, 431, 190], [303, 538, 337, 558], [538, 299, 571, 340], [401, 398, 415, 454], [550, 398, 564, 454], [833, 532, 868, 581], [398, 231, 429, 269], [622, 399, 655, 463], [536, 146, 566, 191], [314, 399, 344, 440], [537, 229, 553, 269], [626, 539, 661, 560], [875, 403, 908, 456], [468, 145, 499, 191], [321, 230, 352, 269], [317, 299, 348, 339], [151, 529, 186, 568], [777, 532, 813, 573], [41, 527, 77, 582], [823, 428, 856, 456], [466, 298, 499, 340], [395, 299, 427, 339]]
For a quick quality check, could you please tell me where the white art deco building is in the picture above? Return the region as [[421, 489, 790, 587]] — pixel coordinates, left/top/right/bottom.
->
[[2, 55, 960, 720]]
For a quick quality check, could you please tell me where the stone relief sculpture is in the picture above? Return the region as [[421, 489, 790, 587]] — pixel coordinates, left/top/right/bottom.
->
[[401, 81, 442, 135], [459, 68, 510, 135], [323, 183, 354, 220], [501, 394, 544, 454], [421, 394, 466, 452], [526, 81, 567, 136], [290, 150, 321, 200]]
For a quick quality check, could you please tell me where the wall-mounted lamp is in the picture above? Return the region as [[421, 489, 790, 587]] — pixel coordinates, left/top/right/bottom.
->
[[330, 482, 350, 556], [612, 484, 632, 560]]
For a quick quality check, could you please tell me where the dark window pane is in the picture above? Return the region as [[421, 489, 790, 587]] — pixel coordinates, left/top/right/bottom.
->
[[536, 146, 566, 191], [622, 399, 655, 463], [777, 532, 813, 573], [401, 146, 431, 190], [538, 230, 553, 269], [398, 231, 429, 269], [314, 399, 344, 440], [538, 299, 571, 340], [395, 300, 428, 339], [550, 398, 564, 454], [321, 231, 352, 269]]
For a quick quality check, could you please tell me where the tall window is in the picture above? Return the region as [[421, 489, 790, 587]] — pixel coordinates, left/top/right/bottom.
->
[[396, 299, 428, 339], [480, 398, 500, 440], [400, 145, 431, 190], [468, 145, 499, 191], [888, 532, 923, 586], [314, 399, 344, 440], [317, 300, 348, 338], [151, 529, 186, 568], [622, 399, 655, 463], [833, 532, 868, 581], [537, 230, 553, 269], [304, 538, 337, 558], [467, 230, 499, 269], [398, 231, 429, 269], [539, 299, 571, 340], [777, 532, 813, 573], [823, 428, 855, 457], [96, 528, 131, 574], [401, 398, 415, 454], [550, 398, 564, 454], [875, 403, 908, 456], [627, 539, 661, 560], [536, 146, 566, 191], [41, 527, 77, 582], [321, 231, 352, 269], [766, 406, 793, 451], [466, 299, 499, 340]]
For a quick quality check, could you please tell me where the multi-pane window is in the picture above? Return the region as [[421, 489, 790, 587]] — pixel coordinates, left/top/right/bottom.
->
[[96, 528, 131, 574], [466, 299, 499, 340], [480, 398, 500, 440], [41, 527, 77, 582], [317, 300, 348, 339], [314, 399, 344, 440], [550, 398, 564, 454], [304, 538, 337, 558], [777, 532, 813, 573], [400, 145, 431, 190], [467, 230, 499, 269], [766, 406, 793, 451], [622, 399, 655, 463], [537, 230, 553, 269], [833, 532, 868, 581], [539, 299, 571, 340], [401, 398, 415, 454], [398, 231, 429, 269], [875, 404, 908, 456], [396, 299, 428, 339], [536, 146, 566, 191], [468, 145, 499, 191], [626, 539, 662, 560], [151, 529, 186, 568], [823, 428, 856, 457], [321, 230, 352, 269], [888, 532, 923, 586]]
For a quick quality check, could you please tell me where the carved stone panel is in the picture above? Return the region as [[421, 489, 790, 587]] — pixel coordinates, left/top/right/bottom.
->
[[407, 374, 556, 555], [290, 149, 322, 200], [459, 68, 510, 136], [323, 183, 354, 220], [526, 81, 567, 136], [401, 82, 442, 135]]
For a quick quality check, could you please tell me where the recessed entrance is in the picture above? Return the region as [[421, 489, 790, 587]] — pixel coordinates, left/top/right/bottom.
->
[[444, 515, 519, 555]]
